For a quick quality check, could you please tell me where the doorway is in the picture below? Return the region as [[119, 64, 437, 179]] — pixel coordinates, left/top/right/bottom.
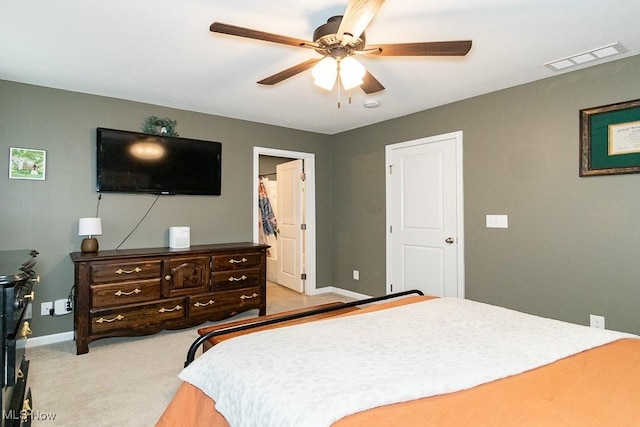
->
[[253, 147, 317, 295], [385, 131, 465, 298]]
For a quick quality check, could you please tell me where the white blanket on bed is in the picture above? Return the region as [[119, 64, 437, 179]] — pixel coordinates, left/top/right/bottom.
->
[[179, 297, 636, 427]]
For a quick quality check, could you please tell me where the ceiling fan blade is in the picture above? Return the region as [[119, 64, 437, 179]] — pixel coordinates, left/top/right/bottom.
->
[[210, 22, 314, 48], [360, 70, 385, 94], [367, 40, 472, 56], [338, 0, 386, 46], [257, 58, 322, 86]]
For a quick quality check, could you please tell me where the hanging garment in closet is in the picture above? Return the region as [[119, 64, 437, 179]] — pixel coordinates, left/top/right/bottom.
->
[[259, 179, 278, 237]]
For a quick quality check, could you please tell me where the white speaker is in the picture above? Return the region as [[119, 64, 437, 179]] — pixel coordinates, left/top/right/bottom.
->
[[169, 226, 190, 249]]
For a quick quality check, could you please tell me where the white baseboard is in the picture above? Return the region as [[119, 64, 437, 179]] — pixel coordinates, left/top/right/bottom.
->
[[26, 331, 74, 348], [314, 286, 371, 300]]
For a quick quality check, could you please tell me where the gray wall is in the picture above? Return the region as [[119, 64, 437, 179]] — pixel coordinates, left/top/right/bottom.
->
[[3, 54, 640, 339], [332, 55, 640, 334], [0, 81, 332, 337]]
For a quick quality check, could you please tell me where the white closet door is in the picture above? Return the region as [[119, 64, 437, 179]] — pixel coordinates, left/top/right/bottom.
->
[[386, 132, 464, 298]]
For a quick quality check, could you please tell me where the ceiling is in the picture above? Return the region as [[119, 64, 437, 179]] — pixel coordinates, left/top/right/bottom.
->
[[2, 0, 639, 135]]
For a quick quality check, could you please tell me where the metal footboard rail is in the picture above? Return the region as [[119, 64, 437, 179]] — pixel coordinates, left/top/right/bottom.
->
[[184, 289, 424, 367]]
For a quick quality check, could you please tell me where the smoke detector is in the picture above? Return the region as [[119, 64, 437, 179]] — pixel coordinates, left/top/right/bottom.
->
[[363, 99, 380, 108]]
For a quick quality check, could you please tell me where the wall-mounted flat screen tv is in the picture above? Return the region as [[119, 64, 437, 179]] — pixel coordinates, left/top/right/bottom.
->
[[96, 127, 222, 195]]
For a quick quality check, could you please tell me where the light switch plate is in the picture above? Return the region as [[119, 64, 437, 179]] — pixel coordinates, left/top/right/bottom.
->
[[486, 214, 508, 228]]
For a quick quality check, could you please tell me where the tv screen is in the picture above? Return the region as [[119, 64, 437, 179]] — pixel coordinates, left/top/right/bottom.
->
[[96, 128, 221, 195]]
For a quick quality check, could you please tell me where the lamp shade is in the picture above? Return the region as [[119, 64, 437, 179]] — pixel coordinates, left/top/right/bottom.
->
[[79, 217, 102, 237], [312, 57, 338, 90], [339, 56, 366, 90]]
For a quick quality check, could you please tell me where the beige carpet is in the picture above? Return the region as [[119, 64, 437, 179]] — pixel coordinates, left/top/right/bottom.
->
[[27, 284, 353, 426]]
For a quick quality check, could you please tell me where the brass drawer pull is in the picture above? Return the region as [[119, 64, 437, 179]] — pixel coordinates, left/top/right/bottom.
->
[[240, 293, 258, 300], [115, 267, 142, 275], [228, 275, 248, 282], [21, 398, 32, 421], [96, 314, 125, 323], [194, 300, 215, 307], [20, 321, 32, 339], [114, 288, 142, 297], [229, 258, 247, 264], [159, 305, 182, 313]]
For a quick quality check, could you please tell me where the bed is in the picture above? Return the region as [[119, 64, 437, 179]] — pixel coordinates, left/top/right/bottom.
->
[[157, 291, 640, 426]]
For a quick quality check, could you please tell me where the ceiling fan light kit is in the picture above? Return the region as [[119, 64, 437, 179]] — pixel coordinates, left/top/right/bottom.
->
[[312, 55, 366, 91], [210, 0, 472, 103]]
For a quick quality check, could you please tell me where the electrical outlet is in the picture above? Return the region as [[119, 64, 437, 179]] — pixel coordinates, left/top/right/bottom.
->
[[41, 301, 53, 316], [54, 298, 72, 315], [590, 314, 605, 329], [353, 270, 360, 280]]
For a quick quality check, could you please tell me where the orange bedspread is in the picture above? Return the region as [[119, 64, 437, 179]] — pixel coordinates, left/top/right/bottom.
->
[[157, 297, 640, 426]]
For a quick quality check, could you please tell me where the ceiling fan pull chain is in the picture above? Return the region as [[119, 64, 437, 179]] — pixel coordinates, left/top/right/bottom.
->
[[337, 75, 342, 109]]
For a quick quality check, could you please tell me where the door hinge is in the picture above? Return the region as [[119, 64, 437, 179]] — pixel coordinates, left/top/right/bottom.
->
[[389, 225, 392, 233], [300, 172, 306, 181], [301, 223, 307, 230], [389, 164, 393, 174], [301, 273, 307, 280], [390, 284, 393, 292]]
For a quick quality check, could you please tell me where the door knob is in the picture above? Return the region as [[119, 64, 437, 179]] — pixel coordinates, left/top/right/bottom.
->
[[445, 237, 455, 244]]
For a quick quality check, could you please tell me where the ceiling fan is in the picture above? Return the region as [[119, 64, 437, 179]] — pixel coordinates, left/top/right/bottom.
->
[[210, 0, 472, 96]]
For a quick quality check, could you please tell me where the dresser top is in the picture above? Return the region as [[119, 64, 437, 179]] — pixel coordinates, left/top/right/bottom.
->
[[70, 242, 269, 262], [0, 249, 38, 285]]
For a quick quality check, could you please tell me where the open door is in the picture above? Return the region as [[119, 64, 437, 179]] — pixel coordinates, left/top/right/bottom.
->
[[253, 147, 316, 295], [276, 159, 305, 292]]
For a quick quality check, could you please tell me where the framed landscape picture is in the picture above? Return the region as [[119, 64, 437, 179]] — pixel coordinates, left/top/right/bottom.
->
[[9, 147, 47, 180]]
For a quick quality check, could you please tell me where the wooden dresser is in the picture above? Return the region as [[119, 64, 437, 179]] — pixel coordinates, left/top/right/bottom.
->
[[70, 243, 268, 354]]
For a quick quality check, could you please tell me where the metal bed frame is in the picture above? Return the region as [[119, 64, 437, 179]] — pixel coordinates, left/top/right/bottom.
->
[[185, 289, 424, 366]]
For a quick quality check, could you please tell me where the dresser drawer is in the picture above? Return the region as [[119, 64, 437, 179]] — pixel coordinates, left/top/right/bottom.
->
[[91, 260, 162, 283], [212, 252, 262, 271], [188, 287, 262, 318], [211, 269, 260, 290], [90, 298, 185, 334], [90, 279, 162, 308]]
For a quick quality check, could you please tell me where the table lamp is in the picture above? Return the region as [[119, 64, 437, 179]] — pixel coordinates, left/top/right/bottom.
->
[[79, 217, 102, 253]]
